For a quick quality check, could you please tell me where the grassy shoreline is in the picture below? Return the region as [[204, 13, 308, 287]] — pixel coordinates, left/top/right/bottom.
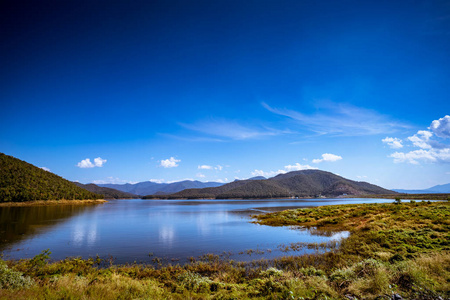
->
[[356, 193, 450, 201], [0, 199, 108, 207], [0, 201, 448, 299]]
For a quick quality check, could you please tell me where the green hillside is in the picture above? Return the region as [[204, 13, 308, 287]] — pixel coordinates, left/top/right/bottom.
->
[[0, 153, 102, 202], [147, 170, 394, 199]]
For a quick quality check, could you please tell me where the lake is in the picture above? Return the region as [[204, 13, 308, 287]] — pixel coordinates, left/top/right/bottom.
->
[[0, 198, 397, 264]]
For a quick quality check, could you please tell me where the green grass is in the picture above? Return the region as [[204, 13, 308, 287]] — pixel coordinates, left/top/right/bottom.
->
[[1, 201, 449, 299]]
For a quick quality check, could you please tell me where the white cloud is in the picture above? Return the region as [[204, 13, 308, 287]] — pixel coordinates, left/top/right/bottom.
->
[[386, 116, 450, 165], [408, 130, 433, 149], [77, 158, 95, 168], [77, 157, 107, 168], [94, 157, 107, 167], [251, 169, 279, 177], [216, 178, 229, 183], [198, 164, 223, 171], [160, 157, 180, 168], [312, 153, 342, 163], [149, 179, 166, 184], [430, 115, 450, 138], [390, 148, 450, 164], [263, 101, 408, 136], [198, 165, 213, 170], [196, 173, 206, 178], [356, 175, 368, 179], [251, 163, 317, 178], [382, 137, 403, 149], [284, 163, 318, 171], [40, 167, 50, 172], [92, 177, 136, 184]]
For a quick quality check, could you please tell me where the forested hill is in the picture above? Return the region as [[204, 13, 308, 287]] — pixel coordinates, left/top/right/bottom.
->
[[74, 183, 137, 199], [144, 169, 394, 199], [0, 153, 102, 202]]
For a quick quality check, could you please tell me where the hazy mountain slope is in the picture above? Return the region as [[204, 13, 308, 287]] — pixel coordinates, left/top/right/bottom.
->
[[393, 183, 450, 194], [99, 180, 224, 195], [74, 183, 137, 199], [0, 153, 102, 202], [157, 170, 394, 199]]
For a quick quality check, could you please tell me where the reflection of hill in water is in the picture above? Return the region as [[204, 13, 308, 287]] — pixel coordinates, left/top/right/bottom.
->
[[0, 205, 99, 250]]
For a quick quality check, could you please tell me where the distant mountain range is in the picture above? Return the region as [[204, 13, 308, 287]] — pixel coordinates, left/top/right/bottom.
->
[[74, 183, 138, 199], [143, 169, 394, 199], [393, 183, 450, 194], [98, 180, 224, 196]]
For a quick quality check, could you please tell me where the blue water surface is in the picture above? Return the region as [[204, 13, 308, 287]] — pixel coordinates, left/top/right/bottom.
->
[[0, 198, 397, 264]]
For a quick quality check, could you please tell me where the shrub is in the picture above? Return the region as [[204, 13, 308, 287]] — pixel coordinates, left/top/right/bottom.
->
[[0, 259, 34, 289], [177, 271, 212, 293], [261, 267, 283, 277]]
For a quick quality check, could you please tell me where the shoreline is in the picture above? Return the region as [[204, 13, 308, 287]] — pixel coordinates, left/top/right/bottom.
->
[[0, 199, 108, 207]]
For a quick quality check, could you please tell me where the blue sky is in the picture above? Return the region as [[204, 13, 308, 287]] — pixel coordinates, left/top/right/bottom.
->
[[1, 0, 449, 189]]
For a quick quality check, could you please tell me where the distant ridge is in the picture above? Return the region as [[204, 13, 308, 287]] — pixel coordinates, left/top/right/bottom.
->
[[74, 183, 138, 199], [144, 170, 394, 199], [0, 153, 102, 202], [98, 180, 224, 196], [393, 183, 450, 194]]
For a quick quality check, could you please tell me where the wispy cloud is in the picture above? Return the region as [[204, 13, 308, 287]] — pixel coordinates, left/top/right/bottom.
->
[[77, 157, 107, 168], [251, 163, 317, 178], [160, 157, 180, 168], [198, 164, 224, 171], [198, 165, 212, 170], [386, 115, 450, 164], [263, 102, 408, 136], [382, 137, 403, 149], [312, 153, 342, 163], [179, 119, 291, 140], [150, 178, 195, 184], [149, 179, 166, 184], [92, 177, 136, 184], [40, 167, 50, 172]]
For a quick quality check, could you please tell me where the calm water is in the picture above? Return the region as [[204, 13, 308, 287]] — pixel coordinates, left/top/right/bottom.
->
[[0, 198, 396, 264]]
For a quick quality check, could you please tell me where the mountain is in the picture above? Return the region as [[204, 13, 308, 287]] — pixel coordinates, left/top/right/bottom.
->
[[74, 183, 138, 199], [146, 170, 394, 199], [393, 183, 450, 194], [247, 176, 266, 180], [98, 180, 224, 196], [0, 153, 102, 202]]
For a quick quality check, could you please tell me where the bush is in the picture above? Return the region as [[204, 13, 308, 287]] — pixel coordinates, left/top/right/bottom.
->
[[0, 259, 34, 289], [261, 267, 283, 277], [177, 271, 212, 293]]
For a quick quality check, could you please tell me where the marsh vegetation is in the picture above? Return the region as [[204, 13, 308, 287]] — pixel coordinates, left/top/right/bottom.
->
[[1, 201, 448, 299]]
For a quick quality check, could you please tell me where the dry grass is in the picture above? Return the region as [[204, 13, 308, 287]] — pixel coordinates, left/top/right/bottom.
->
[[1, 201, 448, 299], [0, 199, 107, 207]]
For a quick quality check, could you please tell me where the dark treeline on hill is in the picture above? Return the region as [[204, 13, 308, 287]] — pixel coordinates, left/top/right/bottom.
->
[[143, 170, 394, 199], [74, 183, 137, 199], [0, 153, 102, 202]]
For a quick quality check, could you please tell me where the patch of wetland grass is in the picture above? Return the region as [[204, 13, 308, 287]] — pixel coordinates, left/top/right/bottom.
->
[[1, 201, 448, 299]]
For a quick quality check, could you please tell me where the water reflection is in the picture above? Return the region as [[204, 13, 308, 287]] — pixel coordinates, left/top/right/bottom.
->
[[159, 226, 175, 246], [0, 198, 396, 264], [0, 204, 99, 251]]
